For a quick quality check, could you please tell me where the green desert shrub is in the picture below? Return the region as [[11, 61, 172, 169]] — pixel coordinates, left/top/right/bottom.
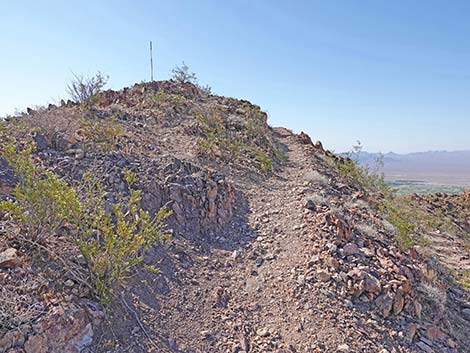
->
[[250, 146, 274, 173], [333, 142, 428, 250], [0, 142, 171, 304], [379, 199, 417, 249], [170, 61, 212, 95], [80, 116, 125, 151], [150, 88, 186, 108], [0, 142, 80, 241], [76, 169, 172, 303], [195, 110, 275, 173]]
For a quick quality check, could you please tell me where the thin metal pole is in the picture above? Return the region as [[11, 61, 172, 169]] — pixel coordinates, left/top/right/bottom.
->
[[150, 41, 154, 81]]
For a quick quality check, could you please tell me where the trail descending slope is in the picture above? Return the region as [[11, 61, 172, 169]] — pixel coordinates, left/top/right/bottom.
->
[[99, 129, 443, 353], [1, 81, 469, 353]]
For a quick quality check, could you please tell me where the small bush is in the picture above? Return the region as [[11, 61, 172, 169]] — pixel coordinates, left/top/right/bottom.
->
[[196, 111, 226, 155], [418, 282, 447, 313], [195, 109, 276, 173], [24, 109, 82, 150], [0, 142, 81, 241], [144, 88, 191, 120], [305, 193, 330, 207], [380, 200, 417, 249], [76, 169, 172, 303], [171, 62, 212, 95], [333, 142, 423, 250], [0, 142, 171, 304], [79, 116, 124, 151], [251, 146, 274, 173], [335, 141, 389, 195], [304, 170, 329, 185], [457, 270, 470, 289], [67, 72, 109, 104], [354, 223, 378, 238], [171, 62, 197, 84], [150, 88, 185, 107], [198, 84, 212, 96]]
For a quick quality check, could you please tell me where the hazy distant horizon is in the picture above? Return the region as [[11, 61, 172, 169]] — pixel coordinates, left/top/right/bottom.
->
[[356, 149, 470, 187], [353, 149, 470, 155]]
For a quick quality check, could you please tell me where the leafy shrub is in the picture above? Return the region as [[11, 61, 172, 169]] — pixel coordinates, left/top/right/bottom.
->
[[195, 109, 276, 173], [0, 142, 80, 241], [333, 145, 451, 250], [335, 141, 388, 193], [196, 111, 225, 151], [333, 142, 421, 249], [67, 72, 109, 104], [250, 146, 274, 173], [147, 88, 189, 117], [379, 199, 417, 249], [79, 116, 124, 151], [198, 84, 212, 96], [457, 270, 470, 289], [0, 142, 171, 304], [76, 169, 172, 303], [304, 170, 329, 185], [0, 119, 6, 136]]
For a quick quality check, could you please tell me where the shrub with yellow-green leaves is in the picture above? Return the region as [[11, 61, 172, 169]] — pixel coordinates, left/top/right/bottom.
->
[[335, 156, 413, 248], [333, 148, 448, 250], [79, 116, 125, 152], [379, 198, 417, 249], [0, 142, 171, 304], [0, 142, 80, 241], [76, 169, 172, 303], [195, 109, 276, 173]]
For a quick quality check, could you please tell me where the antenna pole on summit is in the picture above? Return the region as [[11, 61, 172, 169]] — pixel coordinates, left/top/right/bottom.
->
[[150, 41, 154, 82]]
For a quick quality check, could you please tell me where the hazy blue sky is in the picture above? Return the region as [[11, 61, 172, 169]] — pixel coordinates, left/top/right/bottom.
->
[[1, 1, 470, 153]]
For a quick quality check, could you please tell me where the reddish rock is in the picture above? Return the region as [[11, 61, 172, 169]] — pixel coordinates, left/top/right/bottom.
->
[[326, 256, 340, 270], [426, 324, 444, 341], [0, 329, 25, 351], [316, 269, 331, 282], [398, 280, 413, 296], [343, 243, 360, 256], [297, 131, 313, 145], [364, 273, 381, 294], [414, 300, 423, 320], [325, 212, 352, 240], [24, 334, 48, 353], [408, 247, 418, 259], [314, 140, 325, 152], [393, 292, 405, 315], [22, 305, 99, 353], [375, 293, 394, 317]]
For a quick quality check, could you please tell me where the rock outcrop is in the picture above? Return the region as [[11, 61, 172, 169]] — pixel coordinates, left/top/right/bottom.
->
[[1, 81, 469, 352]]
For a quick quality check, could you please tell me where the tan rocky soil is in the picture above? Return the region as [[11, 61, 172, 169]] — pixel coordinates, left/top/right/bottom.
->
[[92, 130, 470, 352], [1, 81, 469, 353]]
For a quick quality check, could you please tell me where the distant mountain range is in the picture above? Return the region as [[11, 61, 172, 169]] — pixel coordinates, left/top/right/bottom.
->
[[354, 150, 470, 187]]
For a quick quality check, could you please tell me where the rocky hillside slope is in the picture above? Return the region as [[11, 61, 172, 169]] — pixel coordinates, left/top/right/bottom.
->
[[0, 81, 469, 353]]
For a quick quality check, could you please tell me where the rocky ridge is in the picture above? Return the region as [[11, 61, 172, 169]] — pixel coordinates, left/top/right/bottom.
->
[[0, 81, 469, 352]]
